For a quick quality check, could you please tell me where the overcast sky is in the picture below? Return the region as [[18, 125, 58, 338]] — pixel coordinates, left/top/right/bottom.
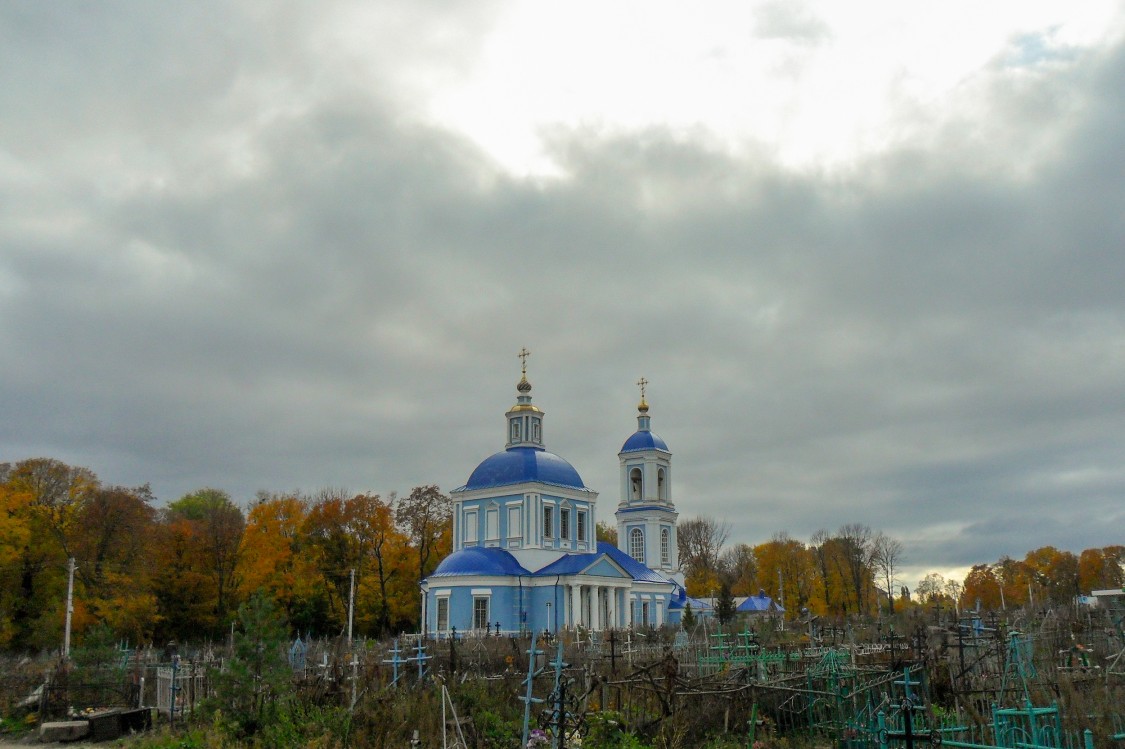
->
[[2, 1, 1123, 588]]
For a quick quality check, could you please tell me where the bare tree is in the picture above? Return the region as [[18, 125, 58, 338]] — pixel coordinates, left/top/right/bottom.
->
[[916, 572, 947, 602], [839, 523, 877, 615], [871, 532, 905, 614], [677, 516, 731, 580], [395, 485, 451, 582], [719, 543, 757, 595]]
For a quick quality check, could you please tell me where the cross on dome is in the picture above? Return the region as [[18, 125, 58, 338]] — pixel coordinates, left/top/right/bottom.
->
[[517, 347, 532, 393]]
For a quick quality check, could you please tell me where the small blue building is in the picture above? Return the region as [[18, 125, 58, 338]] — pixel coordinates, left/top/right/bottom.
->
[[420, 361, 697, 636]]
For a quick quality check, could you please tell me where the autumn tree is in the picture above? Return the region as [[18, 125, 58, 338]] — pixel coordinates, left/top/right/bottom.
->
[[303, 489, 362, 631], [71, 485, 159, 642], [303, 490, 413, 637], [350, 492, 410, 635], [994, 556, 1031, 608], [595, 521, 618, 546], [1023, 546, 1079, 605], [1078, 546, 1125, 592], [153, 489, 245, 639], [755, 534, 823, 616], [7, 458, 98, 560], [0, 459, 99, 649], [961, 564, 1002, 610], [237, 492, 327, 633]]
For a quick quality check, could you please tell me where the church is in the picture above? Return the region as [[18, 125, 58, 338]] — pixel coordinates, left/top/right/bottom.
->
[[419, 354, 704, 637]]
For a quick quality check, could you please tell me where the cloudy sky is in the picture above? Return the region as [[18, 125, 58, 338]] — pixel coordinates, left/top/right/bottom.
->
[[2, 1, 1123, 587]]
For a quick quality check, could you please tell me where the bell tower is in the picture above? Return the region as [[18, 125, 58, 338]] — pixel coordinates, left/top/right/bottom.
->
[[615, 378, 678, 574]]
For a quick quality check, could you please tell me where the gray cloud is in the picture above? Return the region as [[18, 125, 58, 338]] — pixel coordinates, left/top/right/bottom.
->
[[1, 4, 1123, 585]]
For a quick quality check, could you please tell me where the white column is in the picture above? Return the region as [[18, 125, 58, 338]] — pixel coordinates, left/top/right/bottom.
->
[[571, 584, 582, 629], [591, 586, 602, 631], [608, 587, 617, 629]]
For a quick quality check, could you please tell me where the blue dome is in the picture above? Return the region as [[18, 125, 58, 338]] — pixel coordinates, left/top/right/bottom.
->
[[461, 446, 589, 491], [430, 547, 530, 577], [620, 430, 669, 453]]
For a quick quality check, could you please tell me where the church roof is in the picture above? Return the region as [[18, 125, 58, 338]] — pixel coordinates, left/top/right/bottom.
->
[[668, 583, 712, 611], [736, 590, 784, 613], [595, 542, 675, 583], [516, 543, 673, 584], [620, 430, 669, 453], [534, 551, 616, 577], [457, 446, 592, 493], [429, 547, 531, 577]]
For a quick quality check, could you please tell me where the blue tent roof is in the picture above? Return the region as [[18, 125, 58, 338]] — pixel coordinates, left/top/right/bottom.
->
[[457, 446, 592, 492], [620, 430, 669, 453], [736, 591, 784, 613], [429, 547, 530, 577]]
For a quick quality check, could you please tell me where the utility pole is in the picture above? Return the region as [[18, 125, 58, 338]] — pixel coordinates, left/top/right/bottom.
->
[[348, 568, 356, 646], [778, 568, 786, 631], [63, 557, 76, 658]]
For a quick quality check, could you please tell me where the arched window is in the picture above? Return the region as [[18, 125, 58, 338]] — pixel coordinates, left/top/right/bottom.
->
[[657, 468, 666, 500], [630, 468, 642, 501], [660, 528, 670, 566], [630, 528, 645, 563]]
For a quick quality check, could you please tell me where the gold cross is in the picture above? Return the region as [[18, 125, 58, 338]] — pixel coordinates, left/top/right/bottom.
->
[[637, 376, 648, 400], [518, 347, 531, 376]]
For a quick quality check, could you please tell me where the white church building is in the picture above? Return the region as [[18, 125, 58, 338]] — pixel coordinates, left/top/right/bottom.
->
[[419, 358, 704, 636]]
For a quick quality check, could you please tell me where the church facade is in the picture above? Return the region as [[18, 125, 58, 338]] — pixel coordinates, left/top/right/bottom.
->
[[419, 361, 702, 636]]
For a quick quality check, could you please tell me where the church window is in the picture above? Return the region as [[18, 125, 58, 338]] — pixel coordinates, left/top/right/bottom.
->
[[436, 597, 449, 633], [560, 508, 570, 540], [543, 505, 553, 539], [507, 506, 522, 540], [576, 510, 587, 542], [661, 528, 670, 566], [642, 600, 651, 625], [510, 420, 520, 442], [630, 468, 642, 501], [630, 528, 644, 563], [473, 596, 490, 630], [658, 468, 666, 500], [533, 419, 541, 442], [464, 511, 478, 545], [486, 508, 499, 541]]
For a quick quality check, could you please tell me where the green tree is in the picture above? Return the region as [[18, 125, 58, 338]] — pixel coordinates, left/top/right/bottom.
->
[[682, 603, 696, 631], [716, 583, 737, 625], [210, 593, 291, 739]]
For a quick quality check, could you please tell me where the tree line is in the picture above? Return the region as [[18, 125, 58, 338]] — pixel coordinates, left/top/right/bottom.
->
[[0, 458, 450, 651], [669, 516, 1123, 618], [2, 457, 1121, 651]]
